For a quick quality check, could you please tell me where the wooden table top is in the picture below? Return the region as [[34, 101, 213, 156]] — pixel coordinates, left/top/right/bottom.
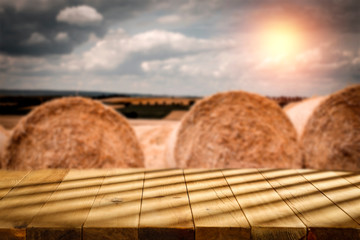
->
[[0, 168, 359, 240]]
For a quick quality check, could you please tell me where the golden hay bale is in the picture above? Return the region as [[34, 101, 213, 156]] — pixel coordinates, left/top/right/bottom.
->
[[0, 125, 10, 167], [301, 85, 360, 170], [2, 97, 144, 170], [167, 91, 302, 168], [134, 122, 179, 168], [284, 96, 328, 139]]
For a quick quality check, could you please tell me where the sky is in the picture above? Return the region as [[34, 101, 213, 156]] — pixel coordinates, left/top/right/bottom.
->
[[0, 0, 359, 97]]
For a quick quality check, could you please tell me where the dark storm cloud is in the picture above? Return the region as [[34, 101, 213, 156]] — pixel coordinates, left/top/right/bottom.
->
[[0, 0, 157, 56]]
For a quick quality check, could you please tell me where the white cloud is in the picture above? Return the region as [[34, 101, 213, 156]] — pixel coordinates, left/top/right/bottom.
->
[[54, 32, 69, 42], [56, 5, 103, 26], [23, 32, 49, 45], [157, 14, 181, 24], [68, 28, 235, 71]]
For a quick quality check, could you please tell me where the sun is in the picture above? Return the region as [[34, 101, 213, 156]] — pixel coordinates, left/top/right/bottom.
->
[[261, 22, 302, 57]]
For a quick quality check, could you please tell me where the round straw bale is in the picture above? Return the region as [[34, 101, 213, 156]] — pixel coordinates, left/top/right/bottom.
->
[[0, 125, 10, 168], [284, 96, 328, 139], [3, 97, 144, 170], [301, 85, 360, 170], [168, 91, 302, 168]]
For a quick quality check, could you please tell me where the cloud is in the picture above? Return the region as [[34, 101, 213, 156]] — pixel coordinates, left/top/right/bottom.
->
[[1, 0, 359, 97], [157, 14, 181, 24], [54, 32, 69, 42], [67, 28, 234, 71], [0, 0, 64, 12], [56, 5, 103, 26], [23, 32, 49, 45], [1, 0, 359, 57], [0, 0, 155, 56]]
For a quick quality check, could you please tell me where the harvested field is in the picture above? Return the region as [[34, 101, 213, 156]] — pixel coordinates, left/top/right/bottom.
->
[[284, 96, 327, 138], [134, 121, 179, 168], [301, 85, 360, 170], [167, 91, 302, 168], [163, 110, 188, 121], [2, 97, 144, 169], [101, 97, 198, 106]]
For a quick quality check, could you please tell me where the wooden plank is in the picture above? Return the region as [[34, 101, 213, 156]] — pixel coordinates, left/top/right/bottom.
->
[[83, 169, 145, 240], [260, 169, 360, 240], [334, 171, 360, 189], [184, 169, 250, 240], [223, 169, 306, 240], [27, 169, 108, 240], [299, 169, 360, 225], [0, 169, 69, 240], [139, 169, 194, 240], [0, 170, 30, 199]]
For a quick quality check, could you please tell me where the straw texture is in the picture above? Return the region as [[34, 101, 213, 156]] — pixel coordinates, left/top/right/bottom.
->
[[168, 91, 302, 168], [2, 97, 144, 169], [301, 85, 360, 170]]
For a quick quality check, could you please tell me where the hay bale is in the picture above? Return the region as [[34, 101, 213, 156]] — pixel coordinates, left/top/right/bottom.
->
[[0, 125, 10, 168], [3, 97, 144, 170], [167, 91, 302, 168], [301, 85, 360, 170], [284, 96, 328, 139]]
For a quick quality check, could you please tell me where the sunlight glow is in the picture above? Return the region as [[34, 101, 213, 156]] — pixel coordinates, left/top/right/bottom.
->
[[261, 22, 303, 58]]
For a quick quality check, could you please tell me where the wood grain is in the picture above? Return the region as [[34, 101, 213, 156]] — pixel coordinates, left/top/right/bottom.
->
[[260, 169, 360, 240], [27, 169, 108, 240], [334, 171, 360, 189], [223, 169, 306, 240], [0, 169, 68, 240], [185, 169, 250, 240], [83, 169, 145, 240], [0, 170, 29, 199], [299, 169, 360, 225], [0, 169, 359, 240], [139, 169, 194, 240]]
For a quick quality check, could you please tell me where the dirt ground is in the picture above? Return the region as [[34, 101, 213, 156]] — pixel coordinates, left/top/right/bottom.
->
[[132, 120, 179, 168]]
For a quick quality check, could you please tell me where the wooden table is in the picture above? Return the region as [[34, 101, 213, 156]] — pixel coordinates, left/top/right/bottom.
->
[[0, 168, 359, 240]]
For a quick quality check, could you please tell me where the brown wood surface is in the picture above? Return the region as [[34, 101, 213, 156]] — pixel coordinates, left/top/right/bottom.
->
[[334, 171, 360, 189], [27, 169, 108, 240], [0, 169, 69, 240], [0, 169, 359, 240], [223, 169, 306, 240], [260, 169, 360, 240], [298, 169, 360, 225], [185, 169, 250, 240], [83, 169, 145, 240], [139, 169, 194, 240], [0, 170, 29, 199]]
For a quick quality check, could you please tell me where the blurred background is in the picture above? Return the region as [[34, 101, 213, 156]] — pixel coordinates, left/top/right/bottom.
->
[[1, 0, 359, 97], [0, 0, 359, 169]]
